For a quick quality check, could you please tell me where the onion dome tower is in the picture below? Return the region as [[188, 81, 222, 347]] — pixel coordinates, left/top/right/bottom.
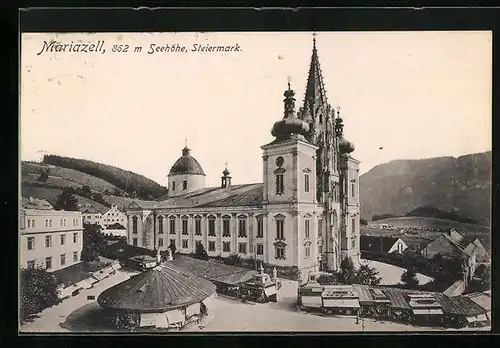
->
[[97, 262, 216, 330], [167, 141, 206, 197], [221, 162, 232, 188], [271, 79, 310, 141]]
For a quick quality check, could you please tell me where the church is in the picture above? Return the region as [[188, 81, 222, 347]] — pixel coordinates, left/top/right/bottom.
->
[[125, 38, 361, 279]]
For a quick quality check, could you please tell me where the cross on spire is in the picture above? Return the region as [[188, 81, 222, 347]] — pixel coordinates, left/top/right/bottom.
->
[[287, 76, 291, 89], [225, 161, 228, 169], [184, 137, 188, 147]]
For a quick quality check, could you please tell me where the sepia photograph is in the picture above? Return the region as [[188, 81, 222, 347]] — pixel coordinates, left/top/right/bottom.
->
[[19, 30, 492, 333]]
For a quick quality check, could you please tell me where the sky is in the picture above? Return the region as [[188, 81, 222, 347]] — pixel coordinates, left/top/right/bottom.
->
[[21, 31, 492, 188]]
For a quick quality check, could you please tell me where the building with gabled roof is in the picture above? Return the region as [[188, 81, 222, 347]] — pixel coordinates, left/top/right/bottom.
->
[[360, 235, 408, 254], [124, 37, 361, 281]]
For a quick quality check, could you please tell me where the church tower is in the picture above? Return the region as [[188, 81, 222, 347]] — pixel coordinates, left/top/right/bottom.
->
[[261, 80, 319, 277], [297, 37, 361, 270]]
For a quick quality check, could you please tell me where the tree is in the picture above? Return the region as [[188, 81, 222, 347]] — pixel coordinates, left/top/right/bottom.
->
[[194, 242, 209, 261], [38, 169, 49, 182], [80, 223, 107, 262], [401, 267, 420, 289], [339, 257, 356, 284], [355, 264, 382, 286], [20, 268, 61, 321], [54, 187, 79, 211], [80, 185, 92, 198]]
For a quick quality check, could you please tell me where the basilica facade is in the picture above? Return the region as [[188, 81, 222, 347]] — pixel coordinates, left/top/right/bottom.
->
[[125, 38, 361, 279]]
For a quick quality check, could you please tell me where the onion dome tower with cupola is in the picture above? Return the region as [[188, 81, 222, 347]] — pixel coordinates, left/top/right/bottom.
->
[[167, 141, 206, 197], [261, 79, 319, 277], [221, 162, 232, 188]]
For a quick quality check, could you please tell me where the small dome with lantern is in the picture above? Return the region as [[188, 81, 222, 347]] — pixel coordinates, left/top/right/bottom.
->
[[271, 79, 310, 141]]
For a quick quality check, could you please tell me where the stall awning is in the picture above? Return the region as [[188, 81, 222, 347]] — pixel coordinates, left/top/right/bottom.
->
[[466, 314, 488, 323], [413, 308, 443, 315], [323, 299, 360, 308]]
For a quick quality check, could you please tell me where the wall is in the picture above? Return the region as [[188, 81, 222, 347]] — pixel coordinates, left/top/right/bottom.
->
[[168, 174, 206, 197], [20, 208, 84, 271]]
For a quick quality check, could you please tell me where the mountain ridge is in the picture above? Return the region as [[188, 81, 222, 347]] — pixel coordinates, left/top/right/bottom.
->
[[359, 151, 491, 226]]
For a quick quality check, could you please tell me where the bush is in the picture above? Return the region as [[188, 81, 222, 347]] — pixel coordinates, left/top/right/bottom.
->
[[224, 254, 241, 267], [317, 272, 339, 285], [20, 268, 61, 321]]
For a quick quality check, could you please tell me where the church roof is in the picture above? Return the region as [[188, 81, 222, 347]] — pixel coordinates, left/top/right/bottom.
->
[[168, 146, 206, 176], [127, 183, 264, 210], [97, 262, 216, 312]]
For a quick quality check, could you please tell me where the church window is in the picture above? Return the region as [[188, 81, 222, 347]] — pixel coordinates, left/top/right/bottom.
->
[[222, 218, 230, 237], [158, 238, 164, 247], [182, 239, 188, 249], [223, 241, 231, 252], [305, 245, 311, 258], [132, 216, 138, 234], [169, 217, 176, 234], [238, 243, 247, 254], [352, 218, 356, 234], [256, 243, 264, 255], [172, 182, 176, 191], [352, 239, 356, 249], [238, 217, 247, 237], [318, 245, 323, 255], [304, 219, 310, 239], [182, 217, 188, 235], [275, 246, 285, 260], [256, 217, 264, 238], [195, 217, 202, 235], [318, 219, 323, 237], [275, 174, 284, 195], [305, 173, 310, 192], [158, 216, 164, 234], [208, 241, 216, 252], [208, 217, 216, 236], [132, 238, 138, 246], [183, 180, 188, 191], [319, 114, 323, 123], [276, 219, 285, 240], [351, 183, 355, 198]]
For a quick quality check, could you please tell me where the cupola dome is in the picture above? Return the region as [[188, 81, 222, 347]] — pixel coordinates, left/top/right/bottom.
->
[[168, 146, 206, 176]]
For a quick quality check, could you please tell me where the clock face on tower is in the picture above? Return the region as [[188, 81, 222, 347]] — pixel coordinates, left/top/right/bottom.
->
[[275, 156, 284, 167]]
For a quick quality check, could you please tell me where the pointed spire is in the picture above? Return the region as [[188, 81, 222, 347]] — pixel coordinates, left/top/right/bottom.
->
[[302, 34, 328, 118]]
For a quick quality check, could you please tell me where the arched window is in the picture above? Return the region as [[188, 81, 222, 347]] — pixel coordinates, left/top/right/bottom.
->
[[132, 216, 138, 234], [238, 216, 247, 237], [158, 216, 164, 234], [169, 216, 176, 235], [208, 216, 216, 236]]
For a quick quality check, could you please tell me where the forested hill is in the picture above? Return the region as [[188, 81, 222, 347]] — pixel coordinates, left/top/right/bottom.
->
[[42, 155, 166, 199], [359, 151, 491, 226]]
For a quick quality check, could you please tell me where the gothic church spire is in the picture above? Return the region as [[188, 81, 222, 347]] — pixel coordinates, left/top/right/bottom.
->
[[302, 36, 329, 118]]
